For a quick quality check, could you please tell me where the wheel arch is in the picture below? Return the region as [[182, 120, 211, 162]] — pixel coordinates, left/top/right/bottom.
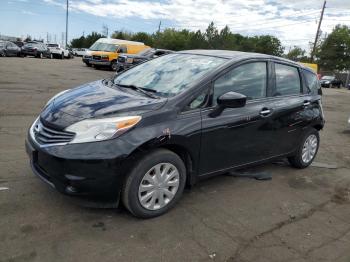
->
[[126, 140, 198, 187]]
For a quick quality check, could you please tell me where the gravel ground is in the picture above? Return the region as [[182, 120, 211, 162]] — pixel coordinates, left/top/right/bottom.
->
[[0, 57, 350, 262]]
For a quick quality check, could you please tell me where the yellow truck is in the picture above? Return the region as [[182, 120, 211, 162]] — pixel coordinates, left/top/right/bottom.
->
[[300, 62, 318, 73], [88, 38, 150, 70]]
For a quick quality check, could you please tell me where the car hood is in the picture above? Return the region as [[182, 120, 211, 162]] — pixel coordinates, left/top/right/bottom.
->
[[40, 80, 167, 128]]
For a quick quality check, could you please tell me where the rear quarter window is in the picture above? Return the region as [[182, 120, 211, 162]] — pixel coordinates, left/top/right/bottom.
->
[[274, 63, 301, 96], [303, 70, 320, 95]]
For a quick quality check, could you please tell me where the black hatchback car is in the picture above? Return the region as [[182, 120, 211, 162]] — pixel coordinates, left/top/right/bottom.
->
[[26, 50, 324, 218]]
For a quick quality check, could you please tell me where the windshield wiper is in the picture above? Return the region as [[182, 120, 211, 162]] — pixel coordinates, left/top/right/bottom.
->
[[116, 84, 159, 99]]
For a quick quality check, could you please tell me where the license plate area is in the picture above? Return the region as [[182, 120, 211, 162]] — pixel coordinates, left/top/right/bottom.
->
[[26, 141, 38, 163]]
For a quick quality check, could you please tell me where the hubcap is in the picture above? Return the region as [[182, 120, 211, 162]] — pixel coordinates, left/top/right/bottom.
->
[[138, 163, 180, 211], [302, 134, 318, 163]]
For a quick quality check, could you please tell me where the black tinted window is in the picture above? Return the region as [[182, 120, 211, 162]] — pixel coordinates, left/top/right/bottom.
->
[[303, 70, 319, 95], [275, 63, 301, 96], [213, 62, 267, 104]]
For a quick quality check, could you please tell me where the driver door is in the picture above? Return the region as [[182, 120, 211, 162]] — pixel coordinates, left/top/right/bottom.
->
[[199, 61, 277, 176]]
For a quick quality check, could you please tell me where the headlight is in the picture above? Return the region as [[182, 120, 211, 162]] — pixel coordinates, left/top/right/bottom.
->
[[45, 89, 70, 107], [325, 81, 330, 84], [65, 116, 142, 144]]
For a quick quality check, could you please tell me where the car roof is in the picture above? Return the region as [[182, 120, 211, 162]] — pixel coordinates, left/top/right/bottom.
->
[[178, 49, 313, 73]]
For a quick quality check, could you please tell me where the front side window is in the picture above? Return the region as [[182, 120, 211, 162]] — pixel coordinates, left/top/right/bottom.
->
[[213, 62, 267, 105], [114, 54, 227, 97], [303, 70, 319, 95], [274, 63, 301, 96]]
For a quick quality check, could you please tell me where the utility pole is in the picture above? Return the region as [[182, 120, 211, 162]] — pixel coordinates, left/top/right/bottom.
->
[[311, 0, 326, 62], [157, 21, 162, 33], [65, 0, 69, 48]]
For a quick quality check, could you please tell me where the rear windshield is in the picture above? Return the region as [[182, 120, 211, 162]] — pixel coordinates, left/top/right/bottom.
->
[[114, 54, 227, 97], [24, 43, 38, 47], [89, 42, 118, 52]]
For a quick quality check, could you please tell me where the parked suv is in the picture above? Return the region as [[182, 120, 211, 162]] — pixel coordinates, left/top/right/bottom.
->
[[47, 44, 71, 59], [22, 42, 51, 58], [25, 50, 324, 218], [116, 48, 173, 71], [320, 75, 342, 88]]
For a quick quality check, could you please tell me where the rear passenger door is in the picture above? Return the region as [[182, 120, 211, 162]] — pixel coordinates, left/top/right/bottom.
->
[[270, 62, 311, 155]]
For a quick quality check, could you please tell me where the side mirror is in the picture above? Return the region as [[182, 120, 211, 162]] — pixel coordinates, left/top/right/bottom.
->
[[210, 92, 247, 118], [217, 91, 247, 108]]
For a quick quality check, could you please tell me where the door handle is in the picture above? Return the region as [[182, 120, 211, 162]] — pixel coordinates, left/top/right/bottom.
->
[[260, 108, 272, 116], [303, 100, 311, 106]]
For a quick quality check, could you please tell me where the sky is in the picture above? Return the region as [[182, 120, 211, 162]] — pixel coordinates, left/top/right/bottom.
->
[[1, 0, 350, 52]]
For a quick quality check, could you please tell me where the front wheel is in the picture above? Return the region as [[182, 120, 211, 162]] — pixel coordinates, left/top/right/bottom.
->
[[111, 61, 118, 71], [288, 129, 320, 168], [122, 149, 186, 218]]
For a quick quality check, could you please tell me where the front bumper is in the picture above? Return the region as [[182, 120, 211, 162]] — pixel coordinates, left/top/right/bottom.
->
[[90, 60, 111, 66], [25, 133, 126, 204], [82, 57, 91, 64]]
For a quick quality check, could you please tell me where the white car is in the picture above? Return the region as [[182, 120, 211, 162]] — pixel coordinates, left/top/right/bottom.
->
[[46, 44, 71, 59], [74, 48, 88, 57]]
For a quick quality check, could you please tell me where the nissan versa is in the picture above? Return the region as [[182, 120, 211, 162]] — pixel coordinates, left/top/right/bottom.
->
[[25, 50, 325, 218]]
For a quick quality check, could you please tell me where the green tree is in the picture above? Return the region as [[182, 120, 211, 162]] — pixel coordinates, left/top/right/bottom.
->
[[111, 31, 133, 40], [131, 32, 154, 46], [70, 32, 104, 48], [285, 46, 308, 62], [316, 25, 350, 71]]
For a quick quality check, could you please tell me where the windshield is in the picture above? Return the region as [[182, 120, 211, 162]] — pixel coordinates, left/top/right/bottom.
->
[[321, 76, 334, 80], [89, 42, 118, 52], [114, 54, 227, 97]]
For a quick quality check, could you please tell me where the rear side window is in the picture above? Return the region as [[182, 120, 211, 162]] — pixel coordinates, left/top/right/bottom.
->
[[213, 62, 267, 104], [274, 63, 301, 96], [303, 70, 319, 95]]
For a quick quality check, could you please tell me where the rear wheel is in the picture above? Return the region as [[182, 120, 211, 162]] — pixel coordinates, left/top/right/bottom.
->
[[122, 149, 186, 218], [288, 129, 319, 168]]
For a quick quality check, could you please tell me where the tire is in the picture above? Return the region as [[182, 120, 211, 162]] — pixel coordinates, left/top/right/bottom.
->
[[288, 128, 320, 169], [111, 60, 118, 71], [61, 53, 64, 59], [122, 149, 186, 218]]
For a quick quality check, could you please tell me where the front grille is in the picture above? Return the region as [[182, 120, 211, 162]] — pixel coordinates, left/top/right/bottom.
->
[[118, 56, 126, 63], [92, 55, 101, 60], [33, 120, 75, 145]]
